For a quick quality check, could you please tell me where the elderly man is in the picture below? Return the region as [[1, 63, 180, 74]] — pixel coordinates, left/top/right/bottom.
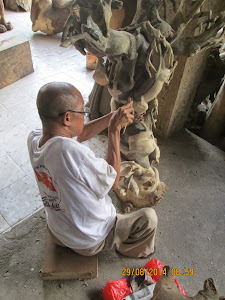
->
[[28, 82, 157, 258]]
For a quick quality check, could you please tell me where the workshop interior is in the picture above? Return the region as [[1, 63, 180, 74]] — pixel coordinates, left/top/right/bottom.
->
[[0, 0, 225, 299]]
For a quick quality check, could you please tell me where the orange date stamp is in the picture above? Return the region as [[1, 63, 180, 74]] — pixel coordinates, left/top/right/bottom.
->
[[122, 268, 194, 277]]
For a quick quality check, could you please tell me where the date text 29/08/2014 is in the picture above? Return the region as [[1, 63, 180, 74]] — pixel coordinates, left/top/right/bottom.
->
[[122, 268, 194, 277]]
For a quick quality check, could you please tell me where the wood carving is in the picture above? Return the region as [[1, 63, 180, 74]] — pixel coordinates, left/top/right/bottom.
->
[[152, 266, 225, 300], [0, 0, 13, 33], [60, 0, 225, 210], [4, 0, 31, 11], [30, 0, 73, 35]]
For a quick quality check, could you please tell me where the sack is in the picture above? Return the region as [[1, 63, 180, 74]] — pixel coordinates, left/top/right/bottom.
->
[[123, 283, 156, 300]]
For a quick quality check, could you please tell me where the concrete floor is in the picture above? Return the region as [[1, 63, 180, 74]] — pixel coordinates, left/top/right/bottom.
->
[[0, 129, 225, 299], [0, 10, 225, 300]]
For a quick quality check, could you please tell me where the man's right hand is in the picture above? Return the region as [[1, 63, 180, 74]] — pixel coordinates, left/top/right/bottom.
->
[[109, 99, 134, 132]]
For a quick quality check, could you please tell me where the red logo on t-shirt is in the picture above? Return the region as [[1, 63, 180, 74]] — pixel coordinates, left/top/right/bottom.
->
[[34, 170, 56, 192]]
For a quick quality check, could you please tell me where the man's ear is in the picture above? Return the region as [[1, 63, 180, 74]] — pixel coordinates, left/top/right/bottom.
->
[[63, 112, 71, 126]]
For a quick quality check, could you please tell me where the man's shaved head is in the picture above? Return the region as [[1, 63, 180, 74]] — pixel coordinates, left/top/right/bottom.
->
[[37, 82, 83, 125]]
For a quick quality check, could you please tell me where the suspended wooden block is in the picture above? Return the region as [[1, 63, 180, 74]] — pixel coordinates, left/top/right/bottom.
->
[[0, 36, 34, 89], [41, 229, 98, 280]]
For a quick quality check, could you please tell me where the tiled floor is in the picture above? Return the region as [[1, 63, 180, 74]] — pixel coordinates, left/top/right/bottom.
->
[[0, 10, 107, 233]]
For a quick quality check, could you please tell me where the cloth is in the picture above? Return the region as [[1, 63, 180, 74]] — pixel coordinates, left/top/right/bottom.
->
[[27, 129, 117, 249], [49, 208, 158, 258]]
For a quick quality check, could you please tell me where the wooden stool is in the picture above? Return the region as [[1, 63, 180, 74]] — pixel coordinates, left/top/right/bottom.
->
[[41, 229, 98, 280], [0, 37, 33, 89]]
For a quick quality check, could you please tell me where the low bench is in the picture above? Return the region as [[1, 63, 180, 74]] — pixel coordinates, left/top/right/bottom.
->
[[41, 229, 98, 280]]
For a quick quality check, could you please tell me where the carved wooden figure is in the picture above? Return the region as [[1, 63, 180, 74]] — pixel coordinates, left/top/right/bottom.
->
[[4, 0, 31, 11], [0, 0, 13, 33], [152, 266, 224, 300], [60, 0, 225, 211], [30, 0, 73, 35]]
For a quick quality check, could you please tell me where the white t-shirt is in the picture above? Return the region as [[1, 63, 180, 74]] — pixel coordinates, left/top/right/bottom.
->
[[27, 129, 117, 249]]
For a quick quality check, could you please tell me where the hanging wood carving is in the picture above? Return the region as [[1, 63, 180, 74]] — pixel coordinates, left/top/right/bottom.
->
[[60, 0, 225, 211]]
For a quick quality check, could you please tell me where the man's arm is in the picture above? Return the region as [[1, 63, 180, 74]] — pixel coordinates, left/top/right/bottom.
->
[[106, 101, 134, 189], [106, 126, 121, 189], [77, 112, 113, 143]]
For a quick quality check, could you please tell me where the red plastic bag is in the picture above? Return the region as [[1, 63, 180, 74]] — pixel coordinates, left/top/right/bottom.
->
[[143, 258, 187, 296], [102, 258, 187, 300], [174, 277, 187, 296], [143, 258, 164, 282], [102, 278, 132, 300]]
